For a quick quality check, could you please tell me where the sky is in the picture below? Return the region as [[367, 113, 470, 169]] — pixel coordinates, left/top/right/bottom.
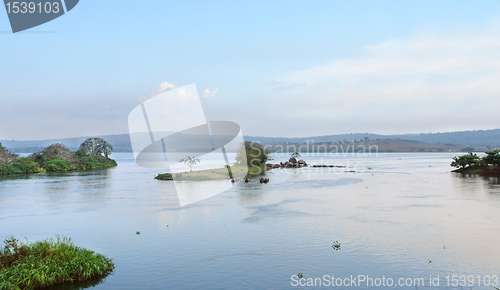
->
[[1, 0, 500, 140]]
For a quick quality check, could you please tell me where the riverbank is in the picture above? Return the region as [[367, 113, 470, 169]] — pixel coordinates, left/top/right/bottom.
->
[[452, 165, 500, 177], [0, 236, 114, 290], [155, 165, 265, 181]]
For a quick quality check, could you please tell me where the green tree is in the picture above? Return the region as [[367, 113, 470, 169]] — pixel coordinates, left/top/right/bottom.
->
[[451, 152, 481, 169], [11, 158, 45, 174], [180, 156, 200, 172], [235, 141, 272, 167], [482, 149, 500, 166], [78, 138, 113, 158], [30, 143, 76, 168]]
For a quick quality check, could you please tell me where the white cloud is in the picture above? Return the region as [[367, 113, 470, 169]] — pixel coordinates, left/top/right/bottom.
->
[[260, 25, 500, 135], [154, 81, 178, 96], [203, 88, 218, 99]]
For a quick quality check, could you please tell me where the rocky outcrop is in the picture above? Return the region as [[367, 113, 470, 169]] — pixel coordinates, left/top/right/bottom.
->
[[311, 165, 345, 168], [268, 158, 308, 169]]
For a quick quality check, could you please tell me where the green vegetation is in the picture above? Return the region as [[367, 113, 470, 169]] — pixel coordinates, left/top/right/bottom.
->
[[0, 138, 117, 176], [451, 150, 500, 177], [155, 164, 264, 181], [451, 152, 481, 169], [0, 236, 114, 290], [155, 173, 173, 180], [331, 241, 341, 251], [0, 158, 45, 175], [235, 141, 272, 167], [155, 142, 273, 181], [297, 273, 303, 279]]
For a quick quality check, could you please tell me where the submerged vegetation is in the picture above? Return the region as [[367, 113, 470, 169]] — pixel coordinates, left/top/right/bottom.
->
[[0, 236, 114, 290], [451, 150, 500, 177], [0, 138, 117, 176]]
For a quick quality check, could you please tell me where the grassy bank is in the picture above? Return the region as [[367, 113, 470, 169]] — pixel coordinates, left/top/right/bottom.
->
[[0, 236, 114, 290], [155, 165, 266, 181]]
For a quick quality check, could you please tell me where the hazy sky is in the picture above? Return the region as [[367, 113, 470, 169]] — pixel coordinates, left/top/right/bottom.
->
[[1, 0, 500, 140]]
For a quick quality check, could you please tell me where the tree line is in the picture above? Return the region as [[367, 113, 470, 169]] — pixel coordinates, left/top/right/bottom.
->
[[451, 150, 500, 169], [0, 138, 116, 175]]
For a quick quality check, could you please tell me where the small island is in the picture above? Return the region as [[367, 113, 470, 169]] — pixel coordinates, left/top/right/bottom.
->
[[451, 150, 500, 177], [0, 236, 114, 289], [0, 138, 117, 176], [155, 141, 272, 181]]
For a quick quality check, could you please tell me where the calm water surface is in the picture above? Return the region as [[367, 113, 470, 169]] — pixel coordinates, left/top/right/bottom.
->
[[1, 153, 499, 289]]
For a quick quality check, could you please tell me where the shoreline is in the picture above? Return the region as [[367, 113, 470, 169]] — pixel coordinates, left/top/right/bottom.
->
[[452, 165, 500, 177]]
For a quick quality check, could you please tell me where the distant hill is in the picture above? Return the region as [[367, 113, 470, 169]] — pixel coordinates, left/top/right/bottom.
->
[[1, 128, 499, 153], [246, 129, 500, 148], [0, 134, 134, 153]]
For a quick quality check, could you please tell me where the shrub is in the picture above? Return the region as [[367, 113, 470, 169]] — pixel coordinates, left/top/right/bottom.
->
[[0, 165, 16, 175], [30, 143, 77, 168], [235, 141, 272, 167], [450, 152, 481, 169], [0, 143, 18, 165], [76, 155, 117, 170], [482, 149, 500, 166], [11, 158, 45, 174], [155, 173, 173, 180], [44, 159, 73, 172]]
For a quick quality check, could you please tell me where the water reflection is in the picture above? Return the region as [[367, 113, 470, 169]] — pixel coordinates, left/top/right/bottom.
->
[[48, 274, 110, 290], [452, 172, 500, 201]]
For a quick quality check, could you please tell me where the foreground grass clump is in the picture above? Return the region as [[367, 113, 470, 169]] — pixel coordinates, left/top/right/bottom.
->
[[0, 236, 114, 290]]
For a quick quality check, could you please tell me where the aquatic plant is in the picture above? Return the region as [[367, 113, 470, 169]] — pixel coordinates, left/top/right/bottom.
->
[[136, 231, 140, 235], [0, 236, 114, 290], [297, 273, 303, 279], [332, 241, 341, 250]]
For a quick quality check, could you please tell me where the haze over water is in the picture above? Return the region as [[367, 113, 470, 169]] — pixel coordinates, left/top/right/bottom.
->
[[1, 152, 499, 289]]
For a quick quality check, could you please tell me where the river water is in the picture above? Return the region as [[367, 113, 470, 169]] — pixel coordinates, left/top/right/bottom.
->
[[1, 152, 499, 289]]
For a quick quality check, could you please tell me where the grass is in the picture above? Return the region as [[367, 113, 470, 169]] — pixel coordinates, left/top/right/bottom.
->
[[0, 236, 114, 290], [155, 164, 265, 181]]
